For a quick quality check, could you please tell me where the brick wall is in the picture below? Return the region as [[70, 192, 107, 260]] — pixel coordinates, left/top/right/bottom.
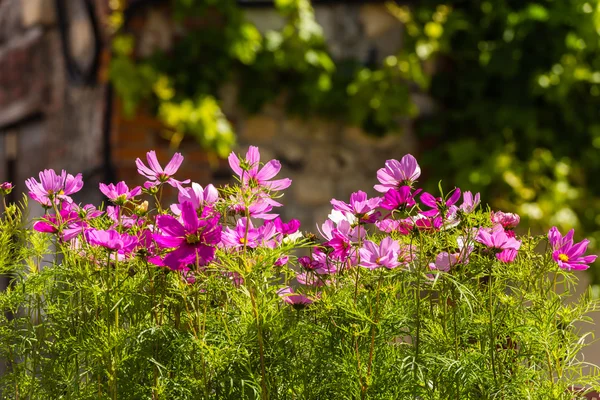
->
[[0, 0, 107, 207]]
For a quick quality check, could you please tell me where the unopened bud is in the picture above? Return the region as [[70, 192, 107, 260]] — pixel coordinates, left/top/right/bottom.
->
[[0, 182, 13, 196]]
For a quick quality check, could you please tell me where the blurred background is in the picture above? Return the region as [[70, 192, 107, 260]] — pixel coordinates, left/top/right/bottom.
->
[[1, 0, 600, 354]]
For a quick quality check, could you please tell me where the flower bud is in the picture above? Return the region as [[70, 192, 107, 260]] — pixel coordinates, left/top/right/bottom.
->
[[0, 182, 13, 196]]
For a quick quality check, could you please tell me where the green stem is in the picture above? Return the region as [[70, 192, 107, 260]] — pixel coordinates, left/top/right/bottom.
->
[[364, 272, 384, 398], [489, 266, 497, 387], [250, 287, 269, 400]]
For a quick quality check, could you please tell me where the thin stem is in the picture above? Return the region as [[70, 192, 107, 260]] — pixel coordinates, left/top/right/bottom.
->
[[365, 272, 384, 398], [250, 287, 269, 400], [453, 287, 460, 400], [489, 265, 497, 387]]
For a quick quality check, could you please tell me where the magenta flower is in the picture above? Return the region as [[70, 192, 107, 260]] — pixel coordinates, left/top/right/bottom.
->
[[35, 202, 102, 242], [25, 169, 83, 206], [99, 181, 141, 205], [220, 217, 261, 249], [429, 245, 472, 272], [85, 228, 138, 252], [136, 150, 190, 189], [359, 237, 401, 269], [277, 286, 315, 308], [153, 201, 221, 270], [548, 227, 597, 271], [33, 207, 78, 235], [273, 217, 300, 235], [491, 211, 520, 229], [375, 218, 412, 235], [476, 224, 521, 263], [228, 146, 291, 191], [331, 191, 381, 223], [548, 226, 574, 250], [380, 186, 421, 211], [374, 154, 421, 193], [459, 191, 481, 213], [420, 188, 461, 218], [429, 252, 461, 272], [106, 206, 141, 229], [228, 193, 280, 220], [299, 249, 339, 274], [0, 182, 12, 195], [412, 214, 443, 231], [171, 183, 218, 215], [296, 271, 328, 287]]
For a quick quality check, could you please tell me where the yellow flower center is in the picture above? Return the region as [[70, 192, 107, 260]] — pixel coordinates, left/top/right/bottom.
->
[[375, 257, 382, 265], [239, 237, 247, 244], [558, 253, 569, 262], [186, 234, 200, 245]]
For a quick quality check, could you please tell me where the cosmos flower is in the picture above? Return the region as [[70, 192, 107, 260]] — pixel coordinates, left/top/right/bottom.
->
[[476, 224, 521, 263], [459, 191, 481, 213], [220, 217, 261, 249], [548, 226, 597, 271], [153, 201, 221, 270], [374, 154, 421, 192], [171, 183, 218, 215], [359, 237, 401, 269], [491, 211, 520, 229], [85, 229, 138, 252], [277, 286, 315, 307], [136, 150, 190, 189], [228, 146, 291, 191], [380, 186, 421, 211], [420, 188, 462, 218], [330, 191, 381, 223], [25, 169, 83, 206], [99, 181, 141, 205]]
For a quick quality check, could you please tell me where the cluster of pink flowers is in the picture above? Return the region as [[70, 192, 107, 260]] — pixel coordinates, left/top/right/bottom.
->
[[20, 147, 598, 308], [23, 147, 301, 290]]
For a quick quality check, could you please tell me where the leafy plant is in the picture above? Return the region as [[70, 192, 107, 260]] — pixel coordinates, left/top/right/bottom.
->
[[0, 147, 598, 398]]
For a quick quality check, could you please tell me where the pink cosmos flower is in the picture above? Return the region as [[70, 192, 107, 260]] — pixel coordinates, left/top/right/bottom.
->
[[491, 211, 520, 229], [298, 249, 339, 274], [330, 191, 381, 223], [228, 193, 280, 220], [220, 217, 261, 249], [273, 217, 300, 235], [476, 224, 521, 263], [153, 201, 221, 270], [136, 150, 190, 189], [99, 181, 141, 205], [412, 214, 443, 231], [105, 205, 141, 229], [33, 207, 78, 235], [25, 169, 83, 206], [0, 182, 12, 195], [359, 237, 401, 269], [35, 202, 103, 242], [459, 191, 481, 213], [374, 154, 421, 192], [85, 228, 138, 252], [420, 188, 461, 218], [548, 226, 597, 271], [171, 183, 218, 215], [375, 218, 412, 235], [429, 245, 472, 272], [228, 146, 291, 191], [380, 186, 421, 211], [296, 271, 328, 287], [277, 286, 315, 307]]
